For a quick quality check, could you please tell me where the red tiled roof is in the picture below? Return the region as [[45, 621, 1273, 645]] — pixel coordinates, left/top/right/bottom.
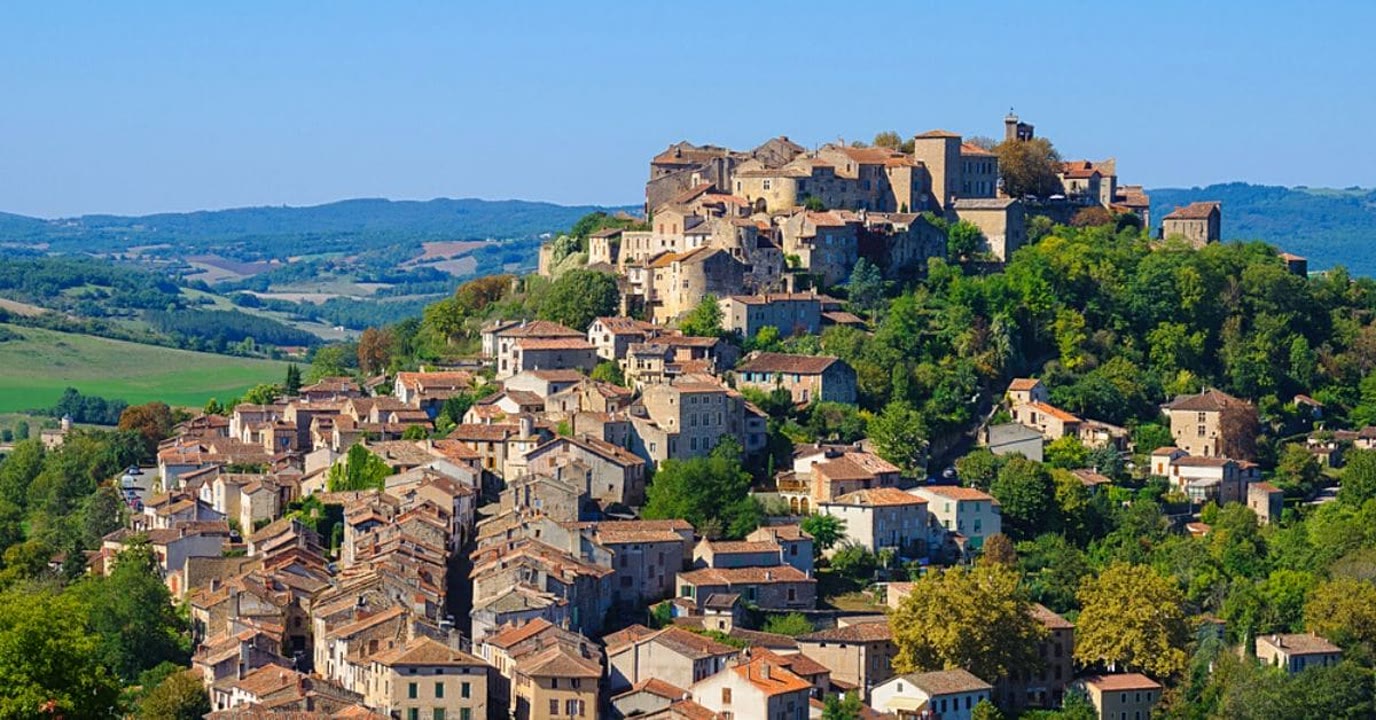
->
[[920, 486, 996, 502], [1080, 673, 1162, 691], [1007, 378, 1041, 391], [1024, 401, 1081, 423], [1163, 201, 1220, 221], [738, 352, 841, 376]]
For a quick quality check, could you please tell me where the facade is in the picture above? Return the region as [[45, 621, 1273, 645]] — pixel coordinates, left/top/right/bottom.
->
[[675, 565, 816, 612], [689, 654, 813, 720], [734, 352, 857, 406], [607, 626, 740, 693], [1255, 633, 1343, 674], [1161, 201, 1221, 247], [870, 669, 993, 720], [719, 293, 825, 340], [951, 198, 1026, 262], [1164, 388, 1259, 460], [1075, 674, 1162, 720], [796, 621, 897, 697], [914, 486, 1000, 550], [1247, 481, 1284, 524], [365, 637, 492, 720], [817, 487, 929, 560]]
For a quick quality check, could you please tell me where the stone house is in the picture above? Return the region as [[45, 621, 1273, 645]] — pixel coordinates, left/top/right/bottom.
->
[[523, 434, 648, 507], [735, 352, 857, 406], [489, 321, 586, 379], [914, 486, 1001, 551], [1161, 201, 1221, 247], [630, 378, 764, 467], [817, 487, 929, 560], [505, 337, 598, 381], [511, 645, 601, 720], [365, 637, 492, 720], [950, 198, 1027, 262], [1074, 674, 1162, 720], [1247, 481, 1284, 524], [647, 248, 747, 325], [796, 620, 897, 698], [1057, 159, 1117, 207], [870, 668, 993, 720], [857, 212, 948, 279], [1255, 633, 1343, 674], [747, 525, 814, 576], [718, 293, 825, 340], [1006, 378, 1049, 406], [1011, 400, 1081, 441], [693, 539, 784, 569], [607, 626, 740, 693], [1164, 387, 1258, 460], [778, 445, 902, 513], [778, 209, 861, 287], [675, 565, 816, 612], [587, 316, 659, 361], [999, 604, 1074, 711], [689, 654, 813, 720]]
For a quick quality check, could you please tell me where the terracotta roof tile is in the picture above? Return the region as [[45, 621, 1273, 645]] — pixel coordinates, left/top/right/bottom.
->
[[1164, 201, 1221, 221]]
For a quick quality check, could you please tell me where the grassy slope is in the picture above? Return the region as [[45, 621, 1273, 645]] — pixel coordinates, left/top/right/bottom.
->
[[0, 323, 291, 412]]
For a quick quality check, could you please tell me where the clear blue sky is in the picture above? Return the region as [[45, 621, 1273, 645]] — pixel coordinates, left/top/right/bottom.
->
[[1, 1, 1372, 217]]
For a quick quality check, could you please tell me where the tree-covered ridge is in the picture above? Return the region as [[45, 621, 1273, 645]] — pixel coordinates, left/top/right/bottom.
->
[[1150, 182, 1376, 276], [0, 197, 638, 260]]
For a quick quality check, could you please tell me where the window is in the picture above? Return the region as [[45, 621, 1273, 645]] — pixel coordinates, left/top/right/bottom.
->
[[460, 710, 470, 720], [406, 710, 418, 720], [432, 710, 446, 720], [763, 180, 772, 190], [461, 681, 470, 699], [435, 681, 444, 699], [722, 688, 733, 704], [549, 699, 559, 715], [408, 682, 418, 699], [566, 699, 579, 715]]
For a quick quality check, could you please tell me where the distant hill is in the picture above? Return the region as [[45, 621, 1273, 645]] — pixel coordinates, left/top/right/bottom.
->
[[0, 197, 639, 260], [1149, 183, 1376, 276]]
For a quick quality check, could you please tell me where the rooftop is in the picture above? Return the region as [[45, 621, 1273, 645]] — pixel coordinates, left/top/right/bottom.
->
[[1080, 673, 1162, 691], [1164, 201, 1221, 221], [894, 668, 992, 696]]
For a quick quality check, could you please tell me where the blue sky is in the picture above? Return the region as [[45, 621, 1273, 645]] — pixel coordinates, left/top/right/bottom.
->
[[0, 1, 1372, 217]]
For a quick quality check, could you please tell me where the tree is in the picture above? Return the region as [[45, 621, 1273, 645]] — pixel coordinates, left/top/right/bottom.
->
[[679, 295, 724, 338], [307, 344, 355, 381], [538, 269, 619, 331], [284, 363, 303, 395], [890, 563, 1046, 682], [356, 327, 395, 375], [242, 383, 280, 406], [995, 136, 1063, 198], [990, 457, 1058, 540], [801, 514, 847, 554], [980, 533, 1017, 567], [1340, 449, 1376, 505], [0, 439, 43, 509], [848, 258, 885, 316], [821, 691, 865, 720], [80, 486, 124, 549], [642, 439, 759, 539], [13, 421, 28, 440], [830, 544, 879, 582], [0, 584, 122, 718], [118, 401, 175, 458], [1070, 206, 1113, 227], [869, 400, 927, 477], [401, 424, 428, 440], [1305, 576, 1376, 650], [763, 612, 814, 636], [1075, 563, 1190, 678], [947, 221, 985, 262], [138, 669, 210, 720], [1044, 435, 1089, 469], [971, 699, 1006, 720], [873, 131, 903, 149], [326, 444, 393, 492], [590, 361, 625, 386], [75, 539, 189, 682], [955, 449, 1005, 491]]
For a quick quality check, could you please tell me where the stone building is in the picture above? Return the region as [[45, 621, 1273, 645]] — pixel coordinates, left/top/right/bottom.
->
[[734, 352, 857, 406], [1164, 387, 1258, 460], [1075, 674, 1162, 720], [1161, 201, 1222, 247], [951, 197, 1027, 261], [778, 209, 861, 287], [719, 293, 826, 340]]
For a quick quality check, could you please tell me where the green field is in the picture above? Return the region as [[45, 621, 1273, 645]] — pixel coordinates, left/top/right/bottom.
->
[[0, 324, 293, 412]]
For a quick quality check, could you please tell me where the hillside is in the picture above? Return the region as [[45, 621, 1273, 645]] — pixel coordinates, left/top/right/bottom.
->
[[0, 197, 639, 260], [1150, 182, 1376, 275], [0, 323, 292, 412]]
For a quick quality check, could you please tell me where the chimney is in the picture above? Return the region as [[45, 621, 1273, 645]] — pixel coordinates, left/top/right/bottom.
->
[[764, 570, 773, 581], [520, 416, 533, 440]]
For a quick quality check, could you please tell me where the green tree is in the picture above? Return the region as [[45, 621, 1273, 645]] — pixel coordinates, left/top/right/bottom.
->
[[74, 539, 189, 682], [1340, 449, 1376, 505], [118, 401, 175, 459], [284, 363, 303, 395], [326, 444, 393, 492], [137, 669, 210, 720], [401, 424, 428, 440], [1305, 576, 1376, 650], [869, 400, 927, 477], [848, 258, 885, 316], [971, 699, 1006, 720], [679, 295, 724, 338], [979, 533, 1017, 567], [763, 612, 814, 637], [0, 584, 122, 718], [0, 439, 43, 509], [1075, 563, 1190, 678], [990, 457, 1058, 540], [642, 439, 759, 539], [955, 449, 1006, 491], [80, 485, 124, 549], [800, 514, 846, 554], [1044, 435, 1089, 469], [830, 543, 879, 582], [307, 344, 355, 381], [890, 563, 1046, 682], [947, 221, 985, 262], [821, 691, 865, 720], [538, 269, 619, 332], [590, 361, 625, 386], [13, 421, 28, 440], [242, 383, 280, 406]]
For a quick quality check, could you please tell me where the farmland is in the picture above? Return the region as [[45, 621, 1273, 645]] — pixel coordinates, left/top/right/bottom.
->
[[0, 323, 292, 412]]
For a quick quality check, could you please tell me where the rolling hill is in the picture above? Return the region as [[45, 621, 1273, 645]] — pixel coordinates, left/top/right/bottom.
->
[[1149, 183, 1376, 276]]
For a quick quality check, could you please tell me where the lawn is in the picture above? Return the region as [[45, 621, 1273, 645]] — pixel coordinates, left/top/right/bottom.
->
[[0, 324, 293, 412]]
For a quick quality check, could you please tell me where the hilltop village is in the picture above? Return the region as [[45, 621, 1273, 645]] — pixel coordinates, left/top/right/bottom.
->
[[20, 113, 1376, 720]]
